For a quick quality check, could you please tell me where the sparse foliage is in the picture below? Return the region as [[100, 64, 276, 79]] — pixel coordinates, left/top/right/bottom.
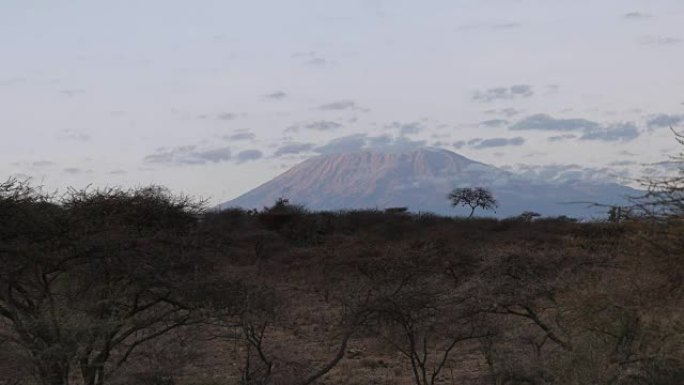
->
[[635, 129, 684, 219], [0, 183, 241, 385]]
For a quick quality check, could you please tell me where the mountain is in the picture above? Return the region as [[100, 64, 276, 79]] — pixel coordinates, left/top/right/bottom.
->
[[220, 148, 639, 218]]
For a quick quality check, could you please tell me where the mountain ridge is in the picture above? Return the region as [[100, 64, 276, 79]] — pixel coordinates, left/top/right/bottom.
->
[[220, 147, 638, 218]]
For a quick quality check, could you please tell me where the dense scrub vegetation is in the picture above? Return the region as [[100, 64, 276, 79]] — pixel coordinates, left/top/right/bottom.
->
[[1, 178, 682, 385]]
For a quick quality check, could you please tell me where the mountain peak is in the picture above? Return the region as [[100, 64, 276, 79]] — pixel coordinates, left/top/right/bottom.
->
[[221, 147, 636, 218]]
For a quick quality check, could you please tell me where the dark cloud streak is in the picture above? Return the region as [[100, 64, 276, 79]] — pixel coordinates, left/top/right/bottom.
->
[[144, 146, 233, 166], [235, 150, 263, 163], [511, 114, 641, 142], [473, 85, 533, 103], [471, 137, 525, 149], [312, 134, 426, 155], [224, 132, 256, 141], [273, 142, 314, 157], [623, 12, 652, 20], [386, 121, 425, 135], [510, 114, 599, 131], [580, 123, 640, 142], [647, 114, 684, 129], [480, 119, 509, 128], [264, 91, 287, 100], [305, 121, 342, 131]]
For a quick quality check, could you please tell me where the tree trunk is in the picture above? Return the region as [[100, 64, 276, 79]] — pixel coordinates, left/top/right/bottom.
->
[[80, 359, 106, 385], [38, 361, 70, 385], [468, 206, 476, 218]]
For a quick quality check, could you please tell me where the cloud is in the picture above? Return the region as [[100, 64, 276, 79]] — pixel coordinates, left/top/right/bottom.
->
[[473, 85, 533, 103], [455, 136, 524, 150], [648, 160, 682, 172], [512, 114, 641, 142], [313, 134, 426, 154], [264, 91, 287, 100], [548, 134, 577, 142], [216, 113, 238, 120], [307, 57, 327, 66], [274, 142, 314, 157], [609, 160, 637, 167], [314, 135, 367, 154], [61, 89, 85, 97], [458, 22, 523, 31], [367, 135, 394, 147], [189, 148, 233, 163], [640, 159, 684, 178], [386, 121, 425, 135], [480, 119, 509, 128], [510, 114, 599, 131], [470, 137, 525, 149], [144, 145, 233, 165], [108, 169, 128, 175], [317, 100, 358, 111], [579, 123, 641, 142], [305, 121, 342, 131], [235, 149, 263, 163], [314, 134, 366, 154], [638, 36, 682, 46], [647, 113, 684, 128], [284, 124, 300, 133], [31, 160, 55, 168], [224, 131, 256, 141], [63, 168, 82, 175], [58, 129, 91, 142], [618, 150, 638, 157], [484, 107, 523, 117], [623, 12, 652, 20], [287, 121, 344, 132], [512, 163, 630, 184], [374, 136, 427, 151], [144, 146, 195, 164]]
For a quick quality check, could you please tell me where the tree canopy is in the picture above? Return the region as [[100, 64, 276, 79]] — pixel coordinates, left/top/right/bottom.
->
[[447, 187, 497, 218]]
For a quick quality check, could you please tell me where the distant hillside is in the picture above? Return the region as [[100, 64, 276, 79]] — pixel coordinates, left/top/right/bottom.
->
[[221, 148, 639, 218]]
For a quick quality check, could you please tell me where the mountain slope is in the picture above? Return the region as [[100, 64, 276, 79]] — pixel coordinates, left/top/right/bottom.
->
[[220, 148, 638, 218]]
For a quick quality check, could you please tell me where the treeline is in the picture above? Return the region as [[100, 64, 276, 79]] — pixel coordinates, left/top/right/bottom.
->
[[0, 179, 683, 385]]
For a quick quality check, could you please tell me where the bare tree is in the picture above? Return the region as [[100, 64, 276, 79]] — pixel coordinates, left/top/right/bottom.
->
[[448, 187, 497, 218], [202, 244, 374, 385], [0, 183, 241, 385], [631, 129, 684, 220], [220, 294, 371, 385], [348, 242, 491, 385]]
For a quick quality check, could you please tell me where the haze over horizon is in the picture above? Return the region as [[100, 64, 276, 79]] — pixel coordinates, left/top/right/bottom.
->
[[2, 0, 684, 204]]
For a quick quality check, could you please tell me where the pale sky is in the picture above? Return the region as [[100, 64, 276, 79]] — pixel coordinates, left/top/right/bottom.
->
[[2, 0, 684, 203]]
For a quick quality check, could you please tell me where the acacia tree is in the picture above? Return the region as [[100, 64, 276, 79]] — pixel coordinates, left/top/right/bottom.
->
[[209, 267, 373, 385], [229, 302, 371, 385], [0, 181, 241, 385], [348, 242, 491, 385], [369, 281, 489, 385], [448, 187, 497, 218]]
